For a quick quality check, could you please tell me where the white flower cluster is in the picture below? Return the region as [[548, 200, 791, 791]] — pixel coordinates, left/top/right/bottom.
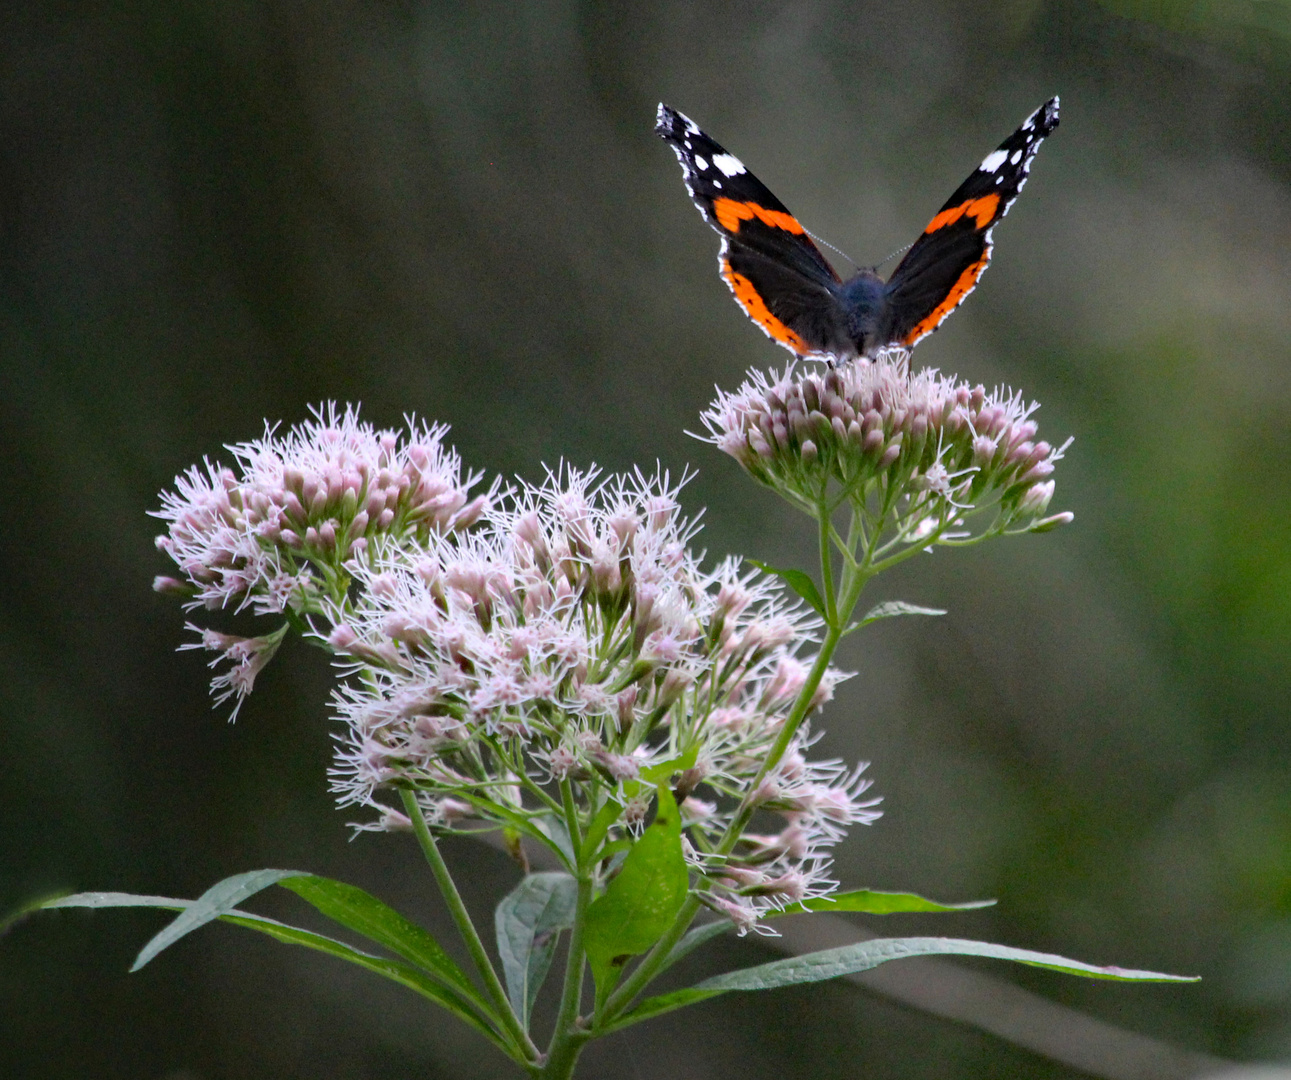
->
[[700, 350, 1072, 539], [327, 465, 880, 928]]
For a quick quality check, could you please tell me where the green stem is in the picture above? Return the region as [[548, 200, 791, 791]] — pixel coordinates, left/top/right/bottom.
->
[[599, 501, 873, 1027], [745, 506, 871, 796], [400, 789, 539, 1064], [560, 778, 583, 863], [597, 893, 702, 1024], [540, 872, 594, 1079], [817, 486, 839, 626]]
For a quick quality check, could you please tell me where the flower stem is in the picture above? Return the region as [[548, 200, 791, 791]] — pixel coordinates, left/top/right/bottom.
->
[[599, 503, 872, 1027], [744, 505, 870, 796], [540, 871, 593, 1079], [597, 894, 702, 1024], [400, 788, 539, 1064]]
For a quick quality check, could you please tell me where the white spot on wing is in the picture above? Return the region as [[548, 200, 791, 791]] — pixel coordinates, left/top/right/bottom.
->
[[712, 153, 746, 177], [1010, 149, 1022, 164], [695, 155, 708, 171], [979, 149, 1008, 174]]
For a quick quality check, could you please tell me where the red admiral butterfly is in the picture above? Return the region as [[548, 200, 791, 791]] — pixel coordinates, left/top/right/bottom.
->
[[656, 99, 1059, 361]]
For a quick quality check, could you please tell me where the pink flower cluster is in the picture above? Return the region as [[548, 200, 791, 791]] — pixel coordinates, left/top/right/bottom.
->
[[700, 351, 1071, 537], [327, 466, 880, 928], [153, 404, 490, 614], [153, 404, 491, 717]]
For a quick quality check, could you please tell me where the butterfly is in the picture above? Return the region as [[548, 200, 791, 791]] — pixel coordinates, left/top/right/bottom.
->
[[656, 99, 1059, 361]]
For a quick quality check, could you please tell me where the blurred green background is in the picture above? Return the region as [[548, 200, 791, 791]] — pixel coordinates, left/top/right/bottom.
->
[[3, 1, 1290, 1077]]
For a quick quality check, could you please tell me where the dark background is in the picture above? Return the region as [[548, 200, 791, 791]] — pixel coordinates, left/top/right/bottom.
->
[[3, 1, 1290, 1077]]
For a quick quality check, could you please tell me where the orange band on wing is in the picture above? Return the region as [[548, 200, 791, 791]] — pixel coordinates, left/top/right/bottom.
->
[[901, 255, 989, 346], [923, 193, 1001, 234], [721, 258, 809, 353], [713, 197, 806, 236]]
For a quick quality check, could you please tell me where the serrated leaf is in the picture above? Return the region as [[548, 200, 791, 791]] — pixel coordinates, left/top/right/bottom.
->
[[694, 936, 1199, 994], [128, 869, 307, 971], [42, 891, 509, 1052], [583, 786, 688, 997], [494, 872, 578, 1026], [773, 889, 995, 916], [277, 875, 477, 996], [746, 559, 827, 618], [860, 601, 946, 625]]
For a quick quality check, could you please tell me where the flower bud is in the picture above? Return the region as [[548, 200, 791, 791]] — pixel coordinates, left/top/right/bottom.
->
[[1018, 480, 1055, 517], [1029, 510, 1075, 532]]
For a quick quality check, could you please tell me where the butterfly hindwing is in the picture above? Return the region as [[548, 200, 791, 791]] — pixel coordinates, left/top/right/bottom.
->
[[720, 243, 855, 358], [883, 97, 1060, 348]]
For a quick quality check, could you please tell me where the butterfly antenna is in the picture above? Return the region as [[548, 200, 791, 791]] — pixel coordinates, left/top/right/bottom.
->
[[877, 242, 913, 272], [803, 226, 861, 275]]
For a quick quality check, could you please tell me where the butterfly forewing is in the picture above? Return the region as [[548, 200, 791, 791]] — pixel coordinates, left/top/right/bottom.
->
[[883, 97, 1060, 348], [656, 104, 855, 356]]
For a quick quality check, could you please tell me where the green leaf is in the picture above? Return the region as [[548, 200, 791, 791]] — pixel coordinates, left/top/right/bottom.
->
[[639, 744, 699, 785], [126, 868, 308, 971], [746, 559, 827, 618], [578, 745, 702, 863], [277, 875, 477, 996], [583, 786, 689, 996], [694, 936, 1200, 994], [581, 800, 624, 863], [533, 813, 579, 871], [41, 892, 510, 1053], [860, 601, 947, 625], [3, 890, 71, 935], [773, 889, 995, 916], [494, 872, 578, 1027], [44, 890, 182, 911]]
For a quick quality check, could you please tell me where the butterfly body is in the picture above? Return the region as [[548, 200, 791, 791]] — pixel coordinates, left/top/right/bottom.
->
[[656, 99, 1060, 361]]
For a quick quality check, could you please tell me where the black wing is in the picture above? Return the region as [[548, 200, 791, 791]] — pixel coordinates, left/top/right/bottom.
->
[[657, 103, 852, 358], [882, 97, 1059, 349]]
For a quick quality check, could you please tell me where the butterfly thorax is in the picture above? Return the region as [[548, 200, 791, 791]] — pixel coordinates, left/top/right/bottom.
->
[[835, 270, 888, 359]]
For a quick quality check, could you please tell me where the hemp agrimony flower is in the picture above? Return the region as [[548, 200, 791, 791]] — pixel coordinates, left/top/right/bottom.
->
[[37, 367, 1191, 1080], [328, 465, 881, 929], [152, 403, 494, 714], [700, 349, 1073, 548]]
